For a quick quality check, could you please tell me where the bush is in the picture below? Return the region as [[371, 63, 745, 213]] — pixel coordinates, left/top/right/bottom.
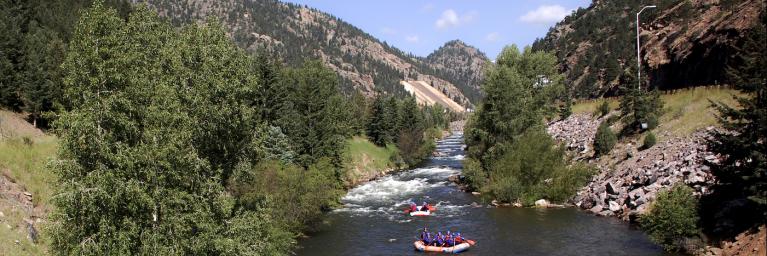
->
[[596, 100, 610, 117], [642, 132, 657, 150], [593, 121, 617, 156], [640, 184, 700, 251], [485, 130, 593, 205]]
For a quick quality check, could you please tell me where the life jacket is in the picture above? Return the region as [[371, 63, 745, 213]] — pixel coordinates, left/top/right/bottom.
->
[[454, 235, 463, 244], [410, 204, 417, 211]]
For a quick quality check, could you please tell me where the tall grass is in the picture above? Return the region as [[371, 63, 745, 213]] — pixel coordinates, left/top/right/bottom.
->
[[571, 87, 742, 139], [0, 135, 57, 255], [343, 136, 398, 184]]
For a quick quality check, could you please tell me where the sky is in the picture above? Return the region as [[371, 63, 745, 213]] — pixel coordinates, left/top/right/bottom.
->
[[283, 0, 591, 59]]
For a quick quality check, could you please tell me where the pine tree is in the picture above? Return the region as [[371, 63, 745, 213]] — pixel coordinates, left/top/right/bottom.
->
[[708, 13, 767, 216]]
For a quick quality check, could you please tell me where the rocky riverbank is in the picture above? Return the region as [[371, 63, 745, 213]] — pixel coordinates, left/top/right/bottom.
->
[[547, 114, 719, 220]]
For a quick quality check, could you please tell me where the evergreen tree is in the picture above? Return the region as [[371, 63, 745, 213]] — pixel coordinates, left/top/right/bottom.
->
[[367, 94, 391, 146], [707, 13, 767, 225]]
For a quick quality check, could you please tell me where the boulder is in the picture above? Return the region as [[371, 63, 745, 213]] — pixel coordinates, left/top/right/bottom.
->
[[608, 200, 621, 212], [534, 199, 550, 208], [606, 182, 619, 195]]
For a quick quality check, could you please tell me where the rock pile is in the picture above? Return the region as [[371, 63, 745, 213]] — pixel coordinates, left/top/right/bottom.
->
[[547, 114, 723, 221], [572, 129, 720, 221], [547, 113, 603, 155]]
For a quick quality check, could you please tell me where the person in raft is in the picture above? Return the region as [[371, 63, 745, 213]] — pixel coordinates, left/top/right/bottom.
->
[[421, 228, 432, 245], [433, 232, 444, 246], [445, 231, 455, 247], [420, 202, 430, 212], [409, 202, 418, 212]]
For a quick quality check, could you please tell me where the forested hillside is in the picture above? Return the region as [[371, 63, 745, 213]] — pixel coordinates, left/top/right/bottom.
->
[[425, 40, 489, 103], [138, 0, 479, 107], [532, 0, 764, 98]]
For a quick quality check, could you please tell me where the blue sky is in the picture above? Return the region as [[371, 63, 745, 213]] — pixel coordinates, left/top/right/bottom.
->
[[283, 0, 591, 59]]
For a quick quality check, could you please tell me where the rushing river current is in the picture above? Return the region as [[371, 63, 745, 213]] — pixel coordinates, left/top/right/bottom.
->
[[297, 133, 666, 255]]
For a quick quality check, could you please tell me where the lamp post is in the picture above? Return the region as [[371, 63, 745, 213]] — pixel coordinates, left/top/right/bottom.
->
[[636, 5, 656, 90]]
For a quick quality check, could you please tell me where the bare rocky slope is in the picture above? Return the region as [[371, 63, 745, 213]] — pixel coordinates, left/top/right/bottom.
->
[[532, 0, 765, 98], [138, 0, 481, 107]]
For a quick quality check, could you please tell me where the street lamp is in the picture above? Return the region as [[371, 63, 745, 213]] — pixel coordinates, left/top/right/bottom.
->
[[636, 5, 656, 90]]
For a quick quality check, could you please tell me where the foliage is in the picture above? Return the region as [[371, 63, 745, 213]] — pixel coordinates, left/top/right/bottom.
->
[[640, 184, 700, 251], [642, 132, 657, 150], [702, 13, 767, 237], [464, 45, 590, 204], [0, 0, 131, 127], [620, 87, 663, 133], [559, 92, 573, 119], [483, 130, 593, 205], [228, 160, 343, 233], [596, 100, 610, 117], [593, 121, 617, 157]]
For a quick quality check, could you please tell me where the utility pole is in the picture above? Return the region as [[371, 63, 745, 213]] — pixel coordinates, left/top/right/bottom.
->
[[636, 5, 656, 90]]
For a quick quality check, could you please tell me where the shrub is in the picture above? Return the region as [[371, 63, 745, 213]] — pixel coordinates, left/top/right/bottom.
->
[[596, 100, 610, 117], [593, 121, 616, 156], [640, 184, 700, 251], [486, 130, 593, 205], [642, 132, 657, 150]]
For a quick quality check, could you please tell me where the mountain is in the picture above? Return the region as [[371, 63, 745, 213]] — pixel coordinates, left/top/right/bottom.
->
[[139, 0, 480, 107], [424, 40, 489, 104], [532, 0, 765, 98]]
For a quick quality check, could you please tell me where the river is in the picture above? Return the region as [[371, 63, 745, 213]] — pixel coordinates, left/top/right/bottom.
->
[[297, 133, 667, 255]]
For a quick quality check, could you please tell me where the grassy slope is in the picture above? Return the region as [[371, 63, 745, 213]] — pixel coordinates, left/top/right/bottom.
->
[[572, 87, 742, 139], [0, 111, 56, 255], [343, 136, 398, 186]]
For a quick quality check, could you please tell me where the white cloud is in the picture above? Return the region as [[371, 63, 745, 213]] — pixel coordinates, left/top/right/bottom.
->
[[436, 9, 460, 29], [405, 35, 420, 43], [485, 32, 500, 42], [519, 5, 570, 24], [435, 9, 478, 29], [381, 27, 397, 35]]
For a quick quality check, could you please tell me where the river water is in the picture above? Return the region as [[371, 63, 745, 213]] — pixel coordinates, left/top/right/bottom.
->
[[297, 133, 666, 255]]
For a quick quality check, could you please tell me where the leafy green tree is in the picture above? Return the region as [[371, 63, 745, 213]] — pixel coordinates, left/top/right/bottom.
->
[[464, 45, 590, 204], [50, 4, 293, 255], [0, 0, 24, 110], [640, 184, 700, 251], [594, 121, 617, 156]]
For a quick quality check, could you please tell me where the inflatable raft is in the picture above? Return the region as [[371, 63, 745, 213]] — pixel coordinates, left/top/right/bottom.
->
[[413, 240, 476, 253], [405, 206, 436, 216], [409, 210, 431, 216]]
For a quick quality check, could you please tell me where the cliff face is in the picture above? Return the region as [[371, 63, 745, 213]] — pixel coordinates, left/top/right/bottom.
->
[[532, 0, 765, 98], [138, 0, 478, 107]]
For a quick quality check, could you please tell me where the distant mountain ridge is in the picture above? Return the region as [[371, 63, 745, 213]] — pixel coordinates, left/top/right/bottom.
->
[[424, 40, 489, 103], [138, 0, 485, 107], [532, 0, 765, 98]]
